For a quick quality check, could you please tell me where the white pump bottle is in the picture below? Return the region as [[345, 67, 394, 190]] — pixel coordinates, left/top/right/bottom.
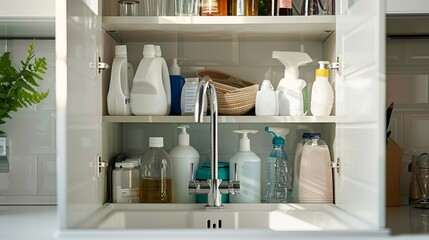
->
[[229, 130, 261, 203], [107, 45, 134, 115], [169, 125, 200, 203], [130, 44, 171, 115], [310, 61, 334, 116], [273, 51, 313, 116]]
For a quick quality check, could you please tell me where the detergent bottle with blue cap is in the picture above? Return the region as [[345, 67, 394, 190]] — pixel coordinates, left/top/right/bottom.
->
[[265, 126, 291, 203]]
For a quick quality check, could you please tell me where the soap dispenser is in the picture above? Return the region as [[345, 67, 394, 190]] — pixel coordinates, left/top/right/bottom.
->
[[229, 130, 261, 203], [169, 58, 185, 115], [169, 125, 200, 203], [310, 61, 334, 116]]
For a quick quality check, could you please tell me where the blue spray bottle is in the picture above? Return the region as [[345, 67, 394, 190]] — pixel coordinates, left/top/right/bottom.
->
[[265, 126, 291, 203]]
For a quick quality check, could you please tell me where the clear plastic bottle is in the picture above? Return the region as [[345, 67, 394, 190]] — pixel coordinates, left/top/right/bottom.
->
[[140, 137, 173, 203], [265, 127, 291, 203]]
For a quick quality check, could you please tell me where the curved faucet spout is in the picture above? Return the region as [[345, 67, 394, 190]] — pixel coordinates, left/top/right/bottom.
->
[[194, 76, 221, 208]]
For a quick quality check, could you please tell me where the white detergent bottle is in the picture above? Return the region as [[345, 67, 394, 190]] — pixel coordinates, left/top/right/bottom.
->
[[107, 45, 134, 115], [130, 44, 171, 115], [169, 125, 200, 203], [229, 130, 261, 203], [298, 133, 333, 203], [273, 51, 313, 116], [311, 61, 334, 116], [255, 80, 279, 116]]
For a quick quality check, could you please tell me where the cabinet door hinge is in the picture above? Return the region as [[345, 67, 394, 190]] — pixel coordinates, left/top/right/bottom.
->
[[98, 56, 110, 74], [329, 157, 340, 174], [329, 56, 341, 77], [97, 154, 108, 177]]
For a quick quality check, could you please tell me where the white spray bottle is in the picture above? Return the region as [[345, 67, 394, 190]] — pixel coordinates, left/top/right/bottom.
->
[[310, 61, 334, 116], [229, 130, 261, 203], [272, 51, 313, 116]]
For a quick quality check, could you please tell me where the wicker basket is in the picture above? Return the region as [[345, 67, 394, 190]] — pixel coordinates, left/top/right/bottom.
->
[[196, 70, 259, 115]]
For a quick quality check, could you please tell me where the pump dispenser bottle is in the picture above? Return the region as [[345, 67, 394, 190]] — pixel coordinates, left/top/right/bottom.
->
[[310, 61, 334, 116], [273, 51, 313, 116], [130, 44, 171, 115], [169, 58, 185, 115], [169, 125, 200, 203], [265, 126, 291, 203], [107, 45, 133, 115], [229, 130, 261, 203]]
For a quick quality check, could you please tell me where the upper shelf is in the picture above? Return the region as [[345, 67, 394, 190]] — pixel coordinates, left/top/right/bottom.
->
[[0, 17, 55, 39], [103, 115, 336, 123], [102, 16, 336, 42]]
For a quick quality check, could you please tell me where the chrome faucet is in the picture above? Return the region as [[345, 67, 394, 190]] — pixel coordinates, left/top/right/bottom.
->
[[188, 76, 240, 209]]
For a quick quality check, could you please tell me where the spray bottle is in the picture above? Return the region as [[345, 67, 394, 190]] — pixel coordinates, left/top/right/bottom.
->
[[272, 51, 313, 116], [264, 126, 291, 203], [310, 61, 334, 116], [229, 130, 261, 203]]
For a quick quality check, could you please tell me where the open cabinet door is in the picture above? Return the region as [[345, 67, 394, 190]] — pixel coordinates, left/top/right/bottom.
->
[[335, 0, 386, 228], [56, 0, 104, 228]]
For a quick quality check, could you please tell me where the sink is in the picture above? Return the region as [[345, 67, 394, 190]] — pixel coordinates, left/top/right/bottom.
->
[[79, 203, 374, 231]]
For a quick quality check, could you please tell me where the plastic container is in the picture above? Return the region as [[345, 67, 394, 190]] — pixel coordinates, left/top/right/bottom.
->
[[291, 132, 312, 202], [196, 162, 229, 203], [298, 133, 333, 203], [169, 58, 185, 115], [107, 45, 133, 116], [140, 137, 173, 203], [273, 51, 313, 116], [229, 130, 261, 203], [130, 44, 171, 115], [264, 126, 291, 203], [255, 79, 279, 116], [112, 161, 140, 203], [310, 61, 334, 116], [181, 77, 200, 115], [169, 125, 200, 203]]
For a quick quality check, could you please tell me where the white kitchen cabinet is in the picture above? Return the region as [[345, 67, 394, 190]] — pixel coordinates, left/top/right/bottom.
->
[[55, 0, 386, 238]]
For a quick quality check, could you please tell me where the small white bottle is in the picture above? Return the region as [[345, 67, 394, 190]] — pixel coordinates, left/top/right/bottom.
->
[[255, 80, 279, 116], [229, 130, 261, 203], [298, 133, 333, 203], [107, 45, 133, 115], [169, 125, 200, 203], [181, 77, 199, 115], [310, 61, 334, 116]]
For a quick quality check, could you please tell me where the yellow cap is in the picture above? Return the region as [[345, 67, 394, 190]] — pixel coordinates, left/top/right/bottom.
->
[[316, 68, 328, 77], [316, 61, 329, 77]]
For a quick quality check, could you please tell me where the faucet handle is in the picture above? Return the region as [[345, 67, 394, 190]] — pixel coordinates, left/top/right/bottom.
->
[[233, 163, 238, 181], [190, 163, 195, 181]]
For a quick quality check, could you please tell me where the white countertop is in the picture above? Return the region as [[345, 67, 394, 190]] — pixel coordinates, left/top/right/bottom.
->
[[1, 205, 428, 239]]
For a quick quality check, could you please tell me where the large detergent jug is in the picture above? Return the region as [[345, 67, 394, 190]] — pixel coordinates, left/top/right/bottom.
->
[[130, 44, 171, 115]]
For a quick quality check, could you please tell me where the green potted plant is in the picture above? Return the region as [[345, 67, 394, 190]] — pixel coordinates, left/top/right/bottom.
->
[[0, 42, 49, 134]]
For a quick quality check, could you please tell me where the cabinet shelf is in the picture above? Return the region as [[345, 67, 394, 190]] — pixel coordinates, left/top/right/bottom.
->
[[103, 115, 336, 123], [0, 17, 55, 39], [102, 16, 336, 42]]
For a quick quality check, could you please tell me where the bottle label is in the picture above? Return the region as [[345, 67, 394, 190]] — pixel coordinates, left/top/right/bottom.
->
[[201, 0, 219, 14], [279, 0, 292, 8]]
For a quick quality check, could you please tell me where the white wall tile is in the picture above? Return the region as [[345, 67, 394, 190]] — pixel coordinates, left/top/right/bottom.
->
[[37, 154, 56, 196], [0, 156, 37, 195]]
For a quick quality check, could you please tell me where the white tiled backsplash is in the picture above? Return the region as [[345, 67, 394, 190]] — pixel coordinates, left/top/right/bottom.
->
[[0, 39, 56, 204], [386, 38, 429, 205]]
